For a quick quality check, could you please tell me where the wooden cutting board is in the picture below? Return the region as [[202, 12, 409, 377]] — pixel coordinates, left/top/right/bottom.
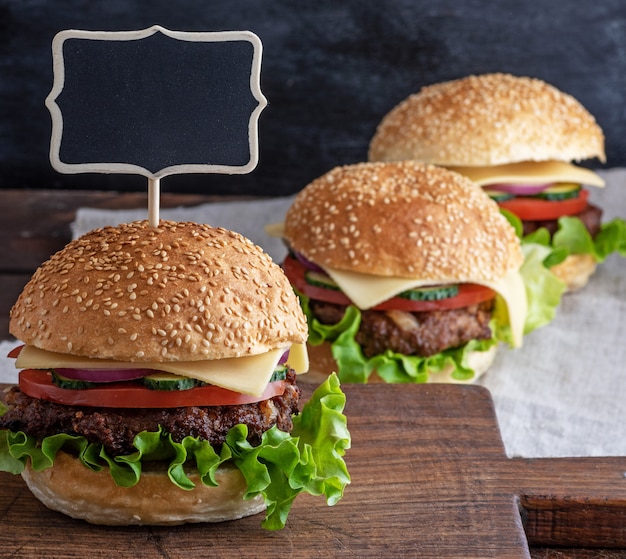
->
[[1, 383, 625, 558]]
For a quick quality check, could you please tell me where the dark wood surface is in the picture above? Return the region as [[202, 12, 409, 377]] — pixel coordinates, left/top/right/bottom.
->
[[1, 383, 626, 558]]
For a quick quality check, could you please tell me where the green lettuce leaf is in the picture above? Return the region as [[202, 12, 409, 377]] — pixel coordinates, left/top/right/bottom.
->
[[291, 373, 351, 504], [553, 216, 626, 261], [502, 210, 626, 330], [519, 243, 567, 334], [0, 376, 351, 531], [230, 373, 351, 529], [593, 218, 626, 260], [501, 208, 626, 265], [0, 430, 28, 474], [502, 208, 626, 266], [552, 216, 597, 257]]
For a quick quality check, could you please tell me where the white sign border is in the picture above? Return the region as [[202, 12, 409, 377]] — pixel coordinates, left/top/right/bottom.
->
[[46, 25, 268, 178]]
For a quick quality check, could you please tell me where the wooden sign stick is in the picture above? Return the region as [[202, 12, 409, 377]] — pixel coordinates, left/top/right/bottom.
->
[[148, 178, 160, 227]]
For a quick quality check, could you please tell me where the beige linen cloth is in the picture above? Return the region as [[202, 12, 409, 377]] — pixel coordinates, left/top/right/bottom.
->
[[0, 169, 624, 458]]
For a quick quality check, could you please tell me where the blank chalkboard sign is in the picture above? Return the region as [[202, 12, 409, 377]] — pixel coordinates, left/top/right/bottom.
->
[[45, 26, 267, 178]]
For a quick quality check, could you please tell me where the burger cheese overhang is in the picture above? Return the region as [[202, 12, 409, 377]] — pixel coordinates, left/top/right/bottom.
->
[[446, 160, 605, 192], [13, 342, 309, 397]]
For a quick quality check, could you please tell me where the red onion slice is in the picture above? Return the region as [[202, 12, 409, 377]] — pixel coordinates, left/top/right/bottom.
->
[[53, 368, 154, 383], [486, 183, 553, 195], [278, 350, 289, 365], [294, 251, 325, 273]]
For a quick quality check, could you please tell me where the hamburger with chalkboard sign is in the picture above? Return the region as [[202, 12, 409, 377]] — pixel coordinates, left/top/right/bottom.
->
[[278, 161, 538, 384], [0, 221, 350, 528], [369, 73, 626, 291]]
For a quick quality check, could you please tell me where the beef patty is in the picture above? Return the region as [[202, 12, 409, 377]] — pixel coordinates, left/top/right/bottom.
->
[[0, 371, 301, 457], [310, 299, 494, 358]]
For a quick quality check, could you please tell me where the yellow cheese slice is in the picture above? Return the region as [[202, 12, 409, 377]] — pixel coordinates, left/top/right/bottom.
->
[[264, 221, 285, 238], [15, 343, 309, 397], [447, 160, 605, 188], [285, 341, 309, 375], [324, 265, 527, 347]]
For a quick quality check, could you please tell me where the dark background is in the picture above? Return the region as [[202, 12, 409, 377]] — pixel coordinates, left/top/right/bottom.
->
[[1, 0, 625, 197]]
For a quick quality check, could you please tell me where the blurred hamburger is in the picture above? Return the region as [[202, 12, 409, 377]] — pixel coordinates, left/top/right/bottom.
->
[[0, 220, 350, 529], [369, 73, 624, 291], [279, 161, 528, 384]]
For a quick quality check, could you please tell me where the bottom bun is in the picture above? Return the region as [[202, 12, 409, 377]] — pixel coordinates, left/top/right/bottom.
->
[[300, 342, 497, 384], [550, 253, 597, 292], [21, 450, 265, 526]]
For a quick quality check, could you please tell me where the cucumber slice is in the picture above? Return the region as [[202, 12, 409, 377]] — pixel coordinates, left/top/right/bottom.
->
[[270, 365, 288, 382], [143, 368, 288, 392], [484, 189, 514, 202], [305, 270, 340, 290], [142, 373, 200, 391], [398, 284, 459, 301], [51, 371, 95, 389], [534, 183, 581, 201]]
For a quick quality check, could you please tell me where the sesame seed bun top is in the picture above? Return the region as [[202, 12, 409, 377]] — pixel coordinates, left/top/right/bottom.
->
[[283, 161, 523, 282], [368, 73, 606, 166], [10, 220, 307, 362]]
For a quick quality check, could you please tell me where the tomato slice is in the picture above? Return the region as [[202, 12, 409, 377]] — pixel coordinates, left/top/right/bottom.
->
[[498, 188, 589, 221], [18, 369, 286, 408], [282, 256, 495, 311], [7, 345, 24, 359], [283, 256, 352, 306], [373, 283, 495, 311]]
